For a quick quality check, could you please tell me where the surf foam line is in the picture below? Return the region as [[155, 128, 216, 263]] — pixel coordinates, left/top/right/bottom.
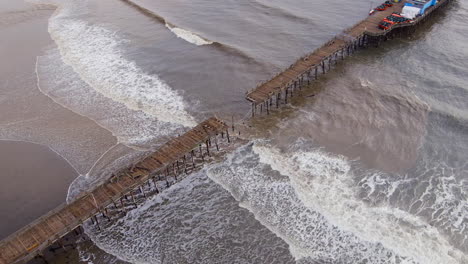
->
[[119, 0, 280, 72], [206, 142, 409, 263], [29, 0, 197, 128], [119, 0, 213, 46], [83, 171, 294, 264], [206, 141, 467, 264], [35, 47, 186, 149], [255, 141, 467, 264]]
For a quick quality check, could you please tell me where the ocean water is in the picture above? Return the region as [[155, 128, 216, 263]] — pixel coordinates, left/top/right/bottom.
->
[[0, 0, 467, 263]]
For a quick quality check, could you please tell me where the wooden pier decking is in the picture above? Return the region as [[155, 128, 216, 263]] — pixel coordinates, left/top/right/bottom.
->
[[246, 0, 451, 114], [0, 0, 453, 263], [0, 117, 229, 264]]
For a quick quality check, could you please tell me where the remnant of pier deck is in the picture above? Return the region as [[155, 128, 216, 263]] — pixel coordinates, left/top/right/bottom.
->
[[0, 117, 229, 264], [246, 0, 450, 115]]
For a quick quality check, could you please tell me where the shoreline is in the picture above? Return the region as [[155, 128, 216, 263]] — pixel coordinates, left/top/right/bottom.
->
[[0, 140, 77, 240]]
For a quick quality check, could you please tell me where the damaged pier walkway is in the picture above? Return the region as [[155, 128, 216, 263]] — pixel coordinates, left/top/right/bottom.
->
[[246, 0, 450, 115], [0, 117, 229, 264]]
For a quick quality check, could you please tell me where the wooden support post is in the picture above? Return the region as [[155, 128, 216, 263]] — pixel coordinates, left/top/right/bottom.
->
[[94, 215, 100, 230], [152, 177, 159, 193], [276, 93, 280, 108], [214, 136, 220, 151], [173, 163, 178, 181], [206, 140, 211, 156], [57, 239, 67, 252], [199, 144, 204, 161], [315, 67, 318, 80], [266, 101, 269, 115], [164, 169, 170, 186], [322, 60, 326, 74], [139, 186, 147, 199], [183, 155, 188, 173], [226, 129, 230, 143], [285, 89, 288, 104], [191, 150, 195, 169], [104, 208, 110, 220], [129, 191, 137, 208], [260, 103, 263, 113], [120, 197, 126, 211]]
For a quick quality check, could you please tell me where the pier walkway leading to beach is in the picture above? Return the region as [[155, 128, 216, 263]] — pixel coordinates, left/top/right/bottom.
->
[[0, 117, 229, 264], [246, 0, 450, 115]]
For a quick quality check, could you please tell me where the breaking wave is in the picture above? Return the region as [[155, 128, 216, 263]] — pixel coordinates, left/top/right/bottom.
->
[[29, 0, 198, 201], [206, 140, 467, 264], [84, 172, 295, 263], [165, 23, 213, 46], [120, 0, 213, 46], [36, 47, 186, 148], [30, 0, 197, 127]]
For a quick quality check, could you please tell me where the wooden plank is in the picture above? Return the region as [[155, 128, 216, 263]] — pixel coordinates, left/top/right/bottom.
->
[[17, 230, 39, 252], [0, 117, 231, 263]]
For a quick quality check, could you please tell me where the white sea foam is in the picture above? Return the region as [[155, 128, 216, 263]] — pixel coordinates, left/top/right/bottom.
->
[[206, 143, 407, 263], [66, 143, 150, 202], [254, 141, 467, 264], [361, 161, 468, 252], [29, 0, 196, 128], [36, 47, 185, 148], [165, 23, 213, 46], [84, 172, 294, 264], [206, 141, 468, 264]]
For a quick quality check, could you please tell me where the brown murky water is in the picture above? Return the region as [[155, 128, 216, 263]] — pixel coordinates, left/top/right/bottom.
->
[[1, 0, 466, 263]]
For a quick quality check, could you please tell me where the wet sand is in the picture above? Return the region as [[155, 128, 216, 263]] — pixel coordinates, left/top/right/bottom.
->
[[0, 0, 117, 239], [0, 140, 77, 239]]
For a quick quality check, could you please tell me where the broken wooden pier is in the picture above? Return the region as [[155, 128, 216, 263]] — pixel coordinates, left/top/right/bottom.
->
[[246, 0, 451, 116], [0, 117, 229, 264]]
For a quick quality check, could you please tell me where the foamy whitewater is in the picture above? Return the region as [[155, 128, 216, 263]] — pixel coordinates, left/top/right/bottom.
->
[[84, 171, 295, 264], [81, 140, 466, 264], [12, 0, 466, 263], [205, 141, 467, 264], [28, 0, 199, 197], [165, 23, 214, 46], [31, 0, 196, 127]]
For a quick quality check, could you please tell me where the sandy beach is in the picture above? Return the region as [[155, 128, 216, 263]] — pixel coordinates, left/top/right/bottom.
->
[[0, 0, 116, 239]]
